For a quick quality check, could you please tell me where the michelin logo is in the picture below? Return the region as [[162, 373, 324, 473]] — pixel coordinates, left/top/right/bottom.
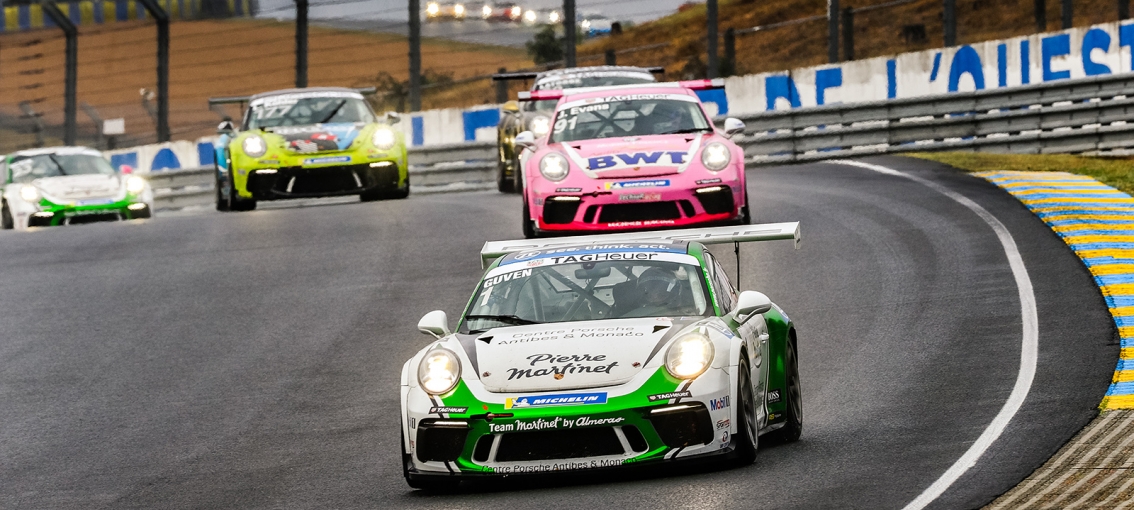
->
[[505, 392, 608, 409], [604, 180, 671, 190], [303, 156, 351, 165]]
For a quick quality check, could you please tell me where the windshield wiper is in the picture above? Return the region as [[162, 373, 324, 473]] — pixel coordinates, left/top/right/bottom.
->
[[45, 154, 68, 175], [464, 314, 543, 329], [657, 127, 713, 135], [316, 100, 347, 124]]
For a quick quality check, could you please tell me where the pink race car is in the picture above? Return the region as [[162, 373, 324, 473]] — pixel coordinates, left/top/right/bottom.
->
[[514, 80, 750, 238]]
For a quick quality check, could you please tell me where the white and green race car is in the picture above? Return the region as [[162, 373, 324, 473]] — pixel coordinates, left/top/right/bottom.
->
[[400, 223, 804, 490], [1, 147, 154, 230]]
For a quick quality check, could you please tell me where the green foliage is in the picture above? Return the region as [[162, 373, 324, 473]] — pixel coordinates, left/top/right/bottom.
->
[[910, 152, 1134, 195], [526, 26, 564, 65]]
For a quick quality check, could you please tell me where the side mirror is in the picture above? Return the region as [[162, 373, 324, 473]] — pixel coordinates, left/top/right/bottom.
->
[[119, 164, 134, 175], [723, 117, 746, 138], [217, 120, 236, 135], [515, 131, 536, 150], [734, 291, 772, 322], [502, 100, 521, 114], [418, 310, 451, 339], [384, 111, 402, 124]]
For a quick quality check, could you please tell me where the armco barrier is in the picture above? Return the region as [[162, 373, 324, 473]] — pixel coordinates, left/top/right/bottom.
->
[[143, 142, 498, 210], [733, 72, 1134, 164]]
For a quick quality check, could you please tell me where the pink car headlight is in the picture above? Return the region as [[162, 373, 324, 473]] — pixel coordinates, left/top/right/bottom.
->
[[701, 143, 731, 172], [539, 153, 569, 181]]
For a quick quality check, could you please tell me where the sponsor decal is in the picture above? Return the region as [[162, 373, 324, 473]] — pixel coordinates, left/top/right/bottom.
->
[[716, 418, 731, 430], [709, 396, 731, 411], [720, 431, 729, 448], [495, 325, 648, 345], [506, 354, 619, 381], [549, 252, 659, 264], [768, 389, 782, 404], [78, 198, 115, 206], [482, 268, 532, 289], [607, 220, 677, 228], [648, 391, 692, 402], [619, 192, 662, 202], [504, 391, 608, 409], [696, 178, 723, 185], [257, 159, 279, 165], [493, 458, 627, 474], [488, 415, 624, 433], [768, 413, 777, 421], [603, 179, 671, 190], [429, 406, 468, 414], [590, 153, 687, 171], [555, 187, 583, 193], [499, 243, 685, 265], [303, 156, 351, 165], [526, 259, 546, 267]]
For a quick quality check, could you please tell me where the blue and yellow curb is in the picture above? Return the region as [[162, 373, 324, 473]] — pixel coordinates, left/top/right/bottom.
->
[[980, 171, 1134, 410]]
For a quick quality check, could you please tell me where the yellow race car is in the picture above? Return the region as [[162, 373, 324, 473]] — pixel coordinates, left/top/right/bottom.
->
[[210, 87, 407, 211]]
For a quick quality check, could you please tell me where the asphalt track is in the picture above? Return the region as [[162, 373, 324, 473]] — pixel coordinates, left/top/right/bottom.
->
[[0, 156, 1118, 509]]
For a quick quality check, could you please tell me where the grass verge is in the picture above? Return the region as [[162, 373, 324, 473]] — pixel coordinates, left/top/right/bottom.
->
[[909, 152, 1134, 195]]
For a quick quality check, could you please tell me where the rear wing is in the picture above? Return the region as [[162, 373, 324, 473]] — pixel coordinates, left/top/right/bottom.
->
[[518, 79, 724, 102], [492, 67, 665, 82], [207, 87, 378, 107], [480, 222, 800, 269]]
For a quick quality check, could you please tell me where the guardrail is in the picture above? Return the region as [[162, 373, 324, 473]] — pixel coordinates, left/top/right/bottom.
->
[[732, 73, 1134, 164], [143, 142, 498, 210]]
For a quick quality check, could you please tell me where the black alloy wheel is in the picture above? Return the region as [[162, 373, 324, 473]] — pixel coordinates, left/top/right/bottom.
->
[[733, 355, 759, 465], [766, 337, 803, 444]]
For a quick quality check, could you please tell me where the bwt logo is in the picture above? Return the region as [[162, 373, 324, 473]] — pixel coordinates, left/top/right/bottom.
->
[[588, 152, 687, 170], [709, 396, 730, 411]]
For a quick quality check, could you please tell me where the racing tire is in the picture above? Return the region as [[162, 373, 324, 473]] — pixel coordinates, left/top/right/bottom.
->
[[521, 199, 536, 239], [732, 355, 759, 466], [765, 337, 803, 444], [740, 190, 751, 225], [214, 166, 230, 212], [497, 156, 514, 193], [402, 427, 461, 492], [1, 201, 13, 230], [228, 182, 256, 212], [511, 155, 524, 195]]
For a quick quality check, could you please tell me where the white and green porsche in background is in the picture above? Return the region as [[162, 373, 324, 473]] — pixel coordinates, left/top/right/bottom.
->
[[400, 223, 804, 490], [1, 147, 154, 230]]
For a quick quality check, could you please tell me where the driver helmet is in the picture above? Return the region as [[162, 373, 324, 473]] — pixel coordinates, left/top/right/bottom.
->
[[638, 267, 679, 305]]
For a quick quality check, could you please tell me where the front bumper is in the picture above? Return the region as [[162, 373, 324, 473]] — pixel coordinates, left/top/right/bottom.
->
[[403, 369, 738, 479], [238, 160, 405, 200], [530, 183, 744, 233], [23, 200, 151, 228]]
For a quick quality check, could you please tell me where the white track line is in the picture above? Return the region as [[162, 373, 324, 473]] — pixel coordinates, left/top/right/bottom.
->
[[831, 160, 1039, 510]]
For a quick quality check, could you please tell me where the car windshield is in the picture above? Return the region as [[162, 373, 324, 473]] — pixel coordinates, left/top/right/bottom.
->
[[245, 95, 376, 129], [549, 96, 711, 142], [8, 154, 115, 183], [461, 257, 711, 333]]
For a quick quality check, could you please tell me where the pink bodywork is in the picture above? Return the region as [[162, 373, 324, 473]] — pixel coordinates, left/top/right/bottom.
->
[[521, 86, 747, 234]]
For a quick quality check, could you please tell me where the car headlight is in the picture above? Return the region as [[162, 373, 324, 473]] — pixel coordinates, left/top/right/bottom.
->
[[426, 2, 439, 15], [454, 4, 465, 15], [482, 4, 491, 17], [539, 153, 569, 181], [528, 115, 551, 137], [665, 331, 714, 380], [242, 135, 267, 158], [372, 128, 397, 150], [125, 175, 147, 194], [701, 143, 732, 172], [19, 185, 40, 203], [418, 348, 461, 395]]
